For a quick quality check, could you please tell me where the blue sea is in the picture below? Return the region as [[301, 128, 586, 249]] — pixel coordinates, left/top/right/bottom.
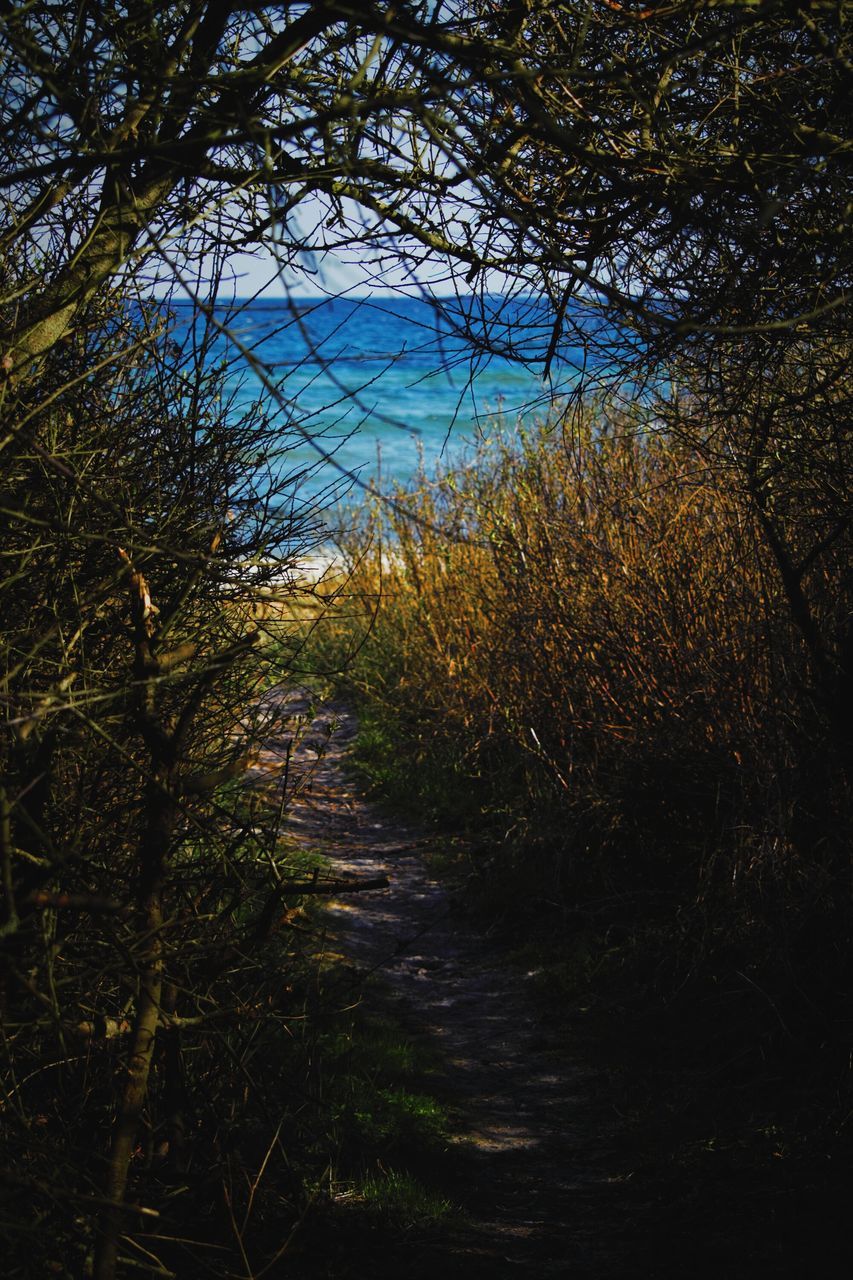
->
[[170, 293, 599, 516]]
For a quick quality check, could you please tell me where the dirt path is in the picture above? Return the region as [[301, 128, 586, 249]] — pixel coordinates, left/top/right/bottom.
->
[[253, 688, 628, 1277]]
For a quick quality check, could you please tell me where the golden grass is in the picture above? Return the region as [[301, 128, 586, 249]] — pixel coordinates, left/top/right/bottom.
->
[[308, 400, 839, 908]]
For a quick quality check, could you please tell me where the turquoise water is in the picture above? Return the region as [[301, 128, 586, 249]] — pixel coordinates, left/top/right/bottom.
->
[[171, 294, 591, 507]]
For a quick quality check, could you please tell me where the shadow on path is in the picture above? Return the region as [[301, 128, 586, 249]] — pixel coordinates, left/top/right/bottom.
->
[[249, 687, 631, 1277]]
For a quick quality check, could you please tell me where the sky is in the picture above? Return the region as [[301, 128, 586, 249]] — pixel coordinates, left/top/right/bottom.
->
[[215, 244, 462, 299], [155, 188, 517, 302]]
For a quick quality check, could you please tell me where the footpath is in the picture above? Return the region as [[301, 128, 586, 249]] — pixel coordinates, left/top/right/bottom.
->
[[253, 687, 628, 1278]]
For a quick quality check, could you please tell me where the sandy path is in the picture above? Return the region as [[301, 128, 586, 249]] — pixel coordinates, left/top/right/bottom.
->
[[251, 687, 627, 1277]]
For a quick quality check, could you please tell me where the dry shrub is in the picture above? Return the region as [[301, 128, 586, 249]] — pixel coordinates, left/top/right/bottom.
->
[[0, 292, 332, 1277], [319, 400, 844, 921]]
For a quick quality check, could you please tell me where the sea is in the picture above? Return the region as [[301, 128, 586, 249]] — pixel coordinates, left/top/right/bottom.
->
[[168, 293, 603, 527]]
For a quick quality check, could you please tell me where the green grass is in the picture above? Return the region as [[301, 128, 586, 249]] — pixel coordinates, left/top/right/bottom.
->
[[353, 1170, 454, 1230], [282, 979, 457, 1176], [347, 706, 489, 830], [287, 998, 463, 1269], [320, 1007, 454, 1166], [344, 1085, 450, 1153]]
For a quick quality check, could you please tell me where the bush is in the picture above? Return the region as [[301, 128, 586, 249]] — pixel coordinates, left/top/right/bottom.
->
[[0, 288, 331, 1277], [314, 399, 849, 934]]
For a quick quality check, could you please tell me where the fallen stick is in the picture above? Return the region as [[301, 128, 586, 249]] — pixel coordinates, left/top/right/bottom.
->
[[277, 876, 389, 895]]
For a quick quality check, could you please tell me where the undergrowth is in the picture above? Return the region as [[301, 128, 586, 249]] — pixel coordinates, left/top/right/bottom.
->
[[285, 984, 462, 1277], [309, 401, 850, 934], [298, 397, 853, 1251]]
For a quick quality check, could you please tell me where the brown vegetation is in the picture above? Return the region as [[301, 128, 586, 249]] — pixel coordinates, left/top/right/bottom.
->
[[1, 2, 849, 1272], [316, 395, 851, 989]]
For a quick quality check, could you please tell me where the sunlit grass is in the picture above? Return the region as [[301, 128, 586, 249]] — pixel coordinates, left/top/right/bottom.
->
[[301, 397, 842, 937], [352, 1170, 454, 1229]]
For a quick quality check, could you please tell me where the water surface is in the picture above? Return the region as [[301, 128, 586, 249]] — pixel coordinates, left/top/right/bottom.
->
[[170, 293, 592, 511]]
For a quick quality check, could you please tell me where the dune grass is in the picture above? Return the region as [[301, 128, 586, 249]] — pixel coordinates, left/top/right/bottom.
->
[[301, 399, 850, 1070], [287, 395, 853, 1272]]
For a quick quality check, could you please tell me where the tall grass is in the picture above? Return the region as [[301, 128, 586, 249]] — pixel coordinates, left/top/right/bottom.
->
[[312, 400, 848, 962]]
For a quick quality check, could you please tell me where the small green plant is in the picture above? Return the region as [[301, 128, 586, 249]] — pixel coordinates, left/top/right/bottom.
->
[[288, 998, 460, 1261], [347, 1086, 450, 1154], [318, 1006, 452, 1167], [355, 1170, 454, 1230]]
